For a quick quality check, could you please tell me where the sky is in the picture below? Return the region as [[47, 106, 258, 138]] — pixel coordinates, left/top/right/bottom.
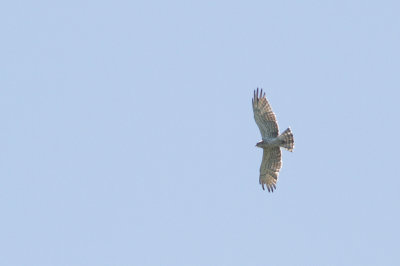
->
[[1, 0, 400, 265]]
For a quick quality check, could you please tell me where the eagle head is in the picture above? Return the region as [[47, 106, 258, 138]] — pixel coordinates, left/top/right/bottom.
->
[[256, 141, 264, 148]]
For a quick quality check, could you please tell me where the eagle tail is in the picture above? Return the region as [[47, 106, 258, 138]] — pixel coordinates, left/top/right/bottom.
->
[[279, 128, 294, 152]]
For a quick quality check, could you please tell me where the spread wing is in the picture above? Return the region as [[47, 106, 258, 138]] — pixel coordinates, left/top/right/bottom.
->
[[259, 147, 282, 192], [252, 88, 279, 139]]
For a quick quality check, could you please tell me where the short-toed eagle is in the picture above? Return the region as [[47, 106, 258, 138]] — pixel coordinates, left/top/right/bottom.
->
[[252, 88, 294, 192]]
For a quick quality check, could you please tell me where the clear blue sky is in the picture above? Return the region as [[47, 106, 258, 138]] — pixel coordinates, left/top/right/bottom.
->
[[1, 1, 399, 265]]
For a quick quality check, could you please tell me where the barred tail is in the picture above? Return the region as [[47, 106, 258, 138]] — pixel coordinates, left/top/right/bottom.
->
[[279, 128, 294, 152]]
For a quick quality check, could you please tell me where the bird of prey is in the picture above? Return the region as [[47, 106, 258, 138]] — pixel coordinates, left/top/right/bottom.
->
[[252, 88, 294, 192]]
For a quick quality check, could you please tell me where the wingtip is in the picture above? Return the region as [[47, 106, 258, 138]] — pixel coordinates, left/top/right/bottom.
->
[[254, 88, 266, 100]]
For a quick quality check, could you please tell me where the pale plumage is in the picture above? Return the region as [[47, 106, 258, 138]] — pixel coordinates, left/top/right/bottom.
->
[[252, 88, 294, 192]]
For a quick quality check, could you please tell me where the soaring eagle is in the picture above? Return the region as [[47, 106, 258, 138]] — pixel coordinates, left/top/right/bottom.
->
[[252, 88, 294, 192]]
